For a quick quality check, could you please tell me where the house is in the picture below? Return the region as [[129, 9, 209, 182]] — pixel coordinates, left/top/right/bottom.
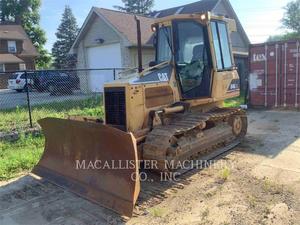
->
[[71, 0, 250, 92], [0, 23, 38, 88], [70, 8, 155, 92]]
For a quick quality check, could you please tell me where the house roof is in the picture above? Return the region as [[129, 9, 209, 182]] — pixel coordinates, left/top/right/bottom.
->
[[0, 30, 25, 40], [71, 0, 250, 53], [71, 7, 155, 50], [150, 0, 250, 46], [0, 54, 24, 63], [94, 8, 154, 46], [0, 24, 39, 57], [150, 0, 219, 18]]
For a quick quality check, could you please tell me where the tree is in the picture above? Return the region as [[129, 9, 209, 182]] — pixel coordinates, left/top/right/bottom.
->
[[268, 32, 300, 42], [0, 0, 51, 68], [51, 6, 79, 69], [268, 0, 300, 41], [282, 0, 300, 33], [114, 0, 154, 14]]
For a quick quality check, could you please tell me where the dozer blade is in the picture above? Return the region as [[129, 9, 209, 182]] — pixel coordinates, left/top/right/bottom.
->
[[32, 118, 140, 217]]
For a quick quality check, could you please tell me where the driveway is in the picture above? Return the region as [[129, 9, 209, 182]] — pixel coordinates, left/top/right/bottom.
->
[[0, 110, 300, 225], [0, 89, 95, 110]]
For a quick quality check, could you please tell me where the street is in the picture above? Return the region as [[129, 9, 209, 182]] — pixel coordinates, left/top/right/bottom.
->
[[0, 89, 94, 110]]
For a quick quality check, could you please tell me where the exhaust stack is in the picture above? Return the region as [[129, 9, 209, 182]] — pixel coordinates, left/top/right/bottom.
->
[[135, 16, 143, 73]]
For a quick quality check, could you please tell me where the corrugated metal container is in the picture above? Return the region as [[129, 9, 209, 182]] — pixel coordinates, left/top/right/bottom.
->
[[249, 40, 300, 108]]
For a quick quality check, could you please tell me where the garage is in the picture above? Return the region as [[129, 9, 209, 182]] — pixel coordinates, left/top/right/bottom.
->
[[87, 43, 122, 92]]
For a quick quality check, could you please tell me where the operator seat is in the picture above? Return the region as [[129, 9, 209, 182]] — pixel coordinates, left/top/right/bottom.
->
[[191, 44, 205, 62], [183, 44, 211, 98]]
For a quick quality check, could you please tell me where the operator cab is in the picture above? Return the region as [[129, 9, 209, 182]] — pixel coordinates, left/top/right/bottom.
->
[[153, 14, 234, 100]]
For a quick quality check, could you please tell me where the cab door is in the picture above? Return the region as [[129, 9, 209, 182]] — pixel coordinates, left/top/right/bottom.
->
[[174, 20, 212, 99]]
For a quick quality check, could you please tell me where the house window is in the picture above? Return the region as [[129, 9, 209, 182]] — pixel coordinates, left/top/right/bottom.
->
[[211, 21, 233, 70], [8, 41, 17, 53], [19, 63, 26, 70], [0, 64, 5, 73]]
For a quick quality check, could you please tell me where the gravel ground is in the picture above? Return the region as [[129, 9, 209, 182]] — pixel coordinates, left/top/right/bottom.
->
[[1, 109, 300, 225]]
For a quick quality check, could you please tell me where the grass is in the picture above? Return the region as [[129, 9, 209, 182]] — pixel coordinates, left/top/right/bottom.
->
[[1, 93, 246, 133], [0, 95, 104, 181], [0, 134, 44, 180], [224, 95, 245, 108], [0, 96, 104, 133], [201, 208, 210, 219], [0, 93, 244, 181], [219, 166, 231, 181], [262, 178, 284, 194], [148, 207, 167, 217], [247, 195, 258, 208]]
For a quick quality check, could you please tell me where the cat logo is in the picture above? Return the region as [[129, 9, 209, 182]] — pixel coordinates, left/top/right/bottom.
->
[[158, 73, 169, 82], [253, 53, 266, 62]]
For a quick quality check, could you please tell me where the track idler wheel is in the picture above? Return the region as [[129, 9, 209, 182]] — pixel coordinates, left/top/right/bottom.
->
[[229, 113, 248, 138]]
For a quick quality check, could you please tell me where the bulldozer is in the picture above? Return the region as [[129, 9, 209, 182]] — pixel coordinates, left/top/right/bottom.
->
[[33, 12, 247, 217]]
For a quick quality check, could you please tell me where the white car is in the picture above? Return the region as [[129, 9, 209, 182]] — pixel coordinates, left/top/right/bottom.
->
[[7, 72, 34, 92]]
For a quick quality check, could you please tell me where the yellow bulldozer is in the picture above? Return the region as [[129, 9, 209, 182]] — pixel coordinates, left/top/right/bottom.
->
[[33, 12, 247, 217]]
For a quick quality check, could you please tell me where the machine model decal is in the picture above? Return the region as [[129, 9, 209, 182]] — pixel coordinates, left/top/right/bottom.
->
[[227, 79, 240, 91]]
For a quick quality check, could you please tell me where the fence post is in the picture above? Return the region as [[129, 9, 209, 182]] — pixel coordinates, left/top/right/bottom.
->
[[25, 71, 33, 128], [113, 68, 116, 80]]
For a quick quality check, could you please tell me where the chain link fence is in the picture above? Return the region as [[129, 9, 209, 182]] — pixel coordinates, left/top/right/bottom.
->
[[0, 68, 127, 135]]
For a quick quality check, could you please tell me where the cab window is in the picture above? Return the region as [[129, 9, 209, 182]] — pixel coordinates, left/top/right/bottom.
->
[[156, 26, 172, 63], [211, 21, 233, 70], [175, 20, 211, 98]]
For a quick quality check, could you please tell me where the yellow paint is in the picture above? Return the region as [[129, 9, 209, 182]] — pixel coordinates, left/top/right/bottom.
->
[[104, 13, 240, 133]]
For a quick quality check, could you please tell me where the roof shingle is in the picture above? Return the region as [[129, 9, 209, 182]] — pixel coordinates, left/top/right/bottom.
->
[[0, 54, 24, 63], [0, 30, 25, 40], [0, 24, 39, 57], [150, 0, 219, 18], [94, 8, 154, 46]]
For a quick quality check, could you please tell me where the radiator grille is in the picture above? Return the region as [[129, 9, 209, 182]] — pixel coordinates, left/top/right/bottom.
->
[[104, 87, 126, 130]]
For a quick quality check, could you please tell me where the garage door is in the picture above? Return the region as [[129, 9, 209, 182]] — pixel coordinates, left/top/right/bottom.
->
[[87, 43, 122, 92]]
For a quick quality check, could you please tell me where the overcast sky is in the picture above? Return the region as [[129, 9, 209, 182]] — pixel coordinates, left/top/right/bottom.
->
[[40, 0, 290, 51]]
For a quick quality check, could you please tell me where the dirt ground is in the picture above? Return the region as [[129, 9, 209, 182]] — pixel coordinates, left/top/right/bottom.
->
[[1, 110, 300, 225]]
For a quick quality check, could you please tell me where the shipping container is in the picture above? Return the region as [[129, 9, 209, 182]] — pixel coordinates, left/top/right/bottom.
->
[[249, 40, 300, 108]]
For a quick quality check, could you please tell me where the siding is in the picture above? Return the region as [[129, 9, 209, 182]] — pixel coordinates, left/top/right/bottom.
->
[[120, 38, 132, 68], [75, 15, 125, 92], [19, 57, 35, 70], [0, 40, 8, 53], [16, 41, 23, 54], [0, 59, 35, 89], [0, 63, 19, 89], [76, 41, 89, 92], [4, 63, 19, 71], [75, 14, 143, 69], [0, 40, 23, 54], [0, 74, 10, 89], [76, 15, 128, 68], [129, 47, 155, 68], [83, 16, 120, 47]]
